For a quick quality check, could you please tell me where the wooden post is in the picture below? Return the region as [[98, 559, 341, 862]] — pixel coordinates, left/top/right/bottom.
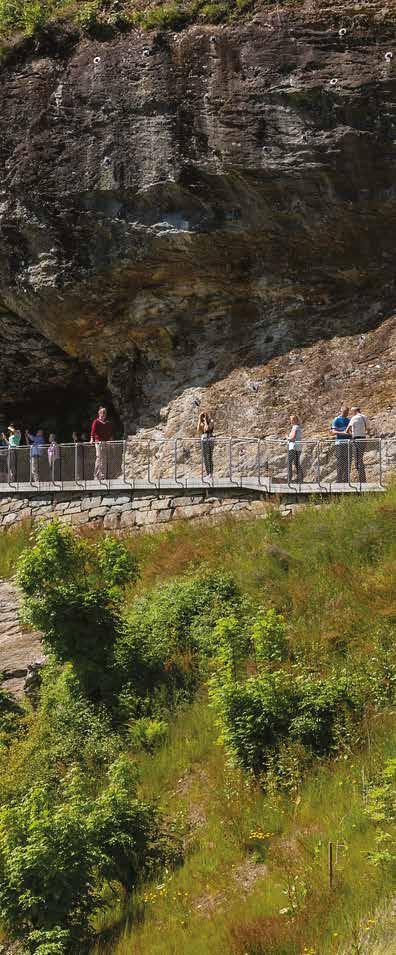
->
[[328, 841, 333, 890]]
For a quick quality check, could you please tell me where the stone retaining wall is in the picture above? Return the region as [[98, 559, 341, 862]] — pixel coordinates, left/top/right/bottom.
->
[[0, 488, 275, 532]]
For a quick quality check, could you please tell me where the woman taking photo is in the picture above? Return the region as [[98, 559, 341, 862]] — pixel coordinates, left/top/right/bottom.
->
[[197, 411, 215, 477], [287, 413, 303, 483]]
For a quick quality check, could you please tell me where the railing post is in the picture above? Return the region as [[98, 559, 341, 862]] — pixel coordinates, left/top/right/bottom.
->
[[147, 440, 152, 486], [379, 438, 382, 487], [348, 439, 353, 489], [257, 438, 261, 488]]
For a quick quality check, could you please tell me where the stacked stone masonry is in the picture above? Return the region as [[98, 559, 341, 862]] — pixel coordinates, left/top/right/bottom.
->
[[0, 490, 272, 532]]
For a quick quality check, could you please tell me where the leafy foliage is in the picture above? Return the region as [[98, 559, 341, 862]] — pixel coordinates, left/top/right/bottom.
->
[[251, 608, 288, 665], [0, 756, 172, 953], [17, 523, 138, 699], [114, 569, 244, 703], [0, 684, 23, 751], [210, 669, 366, 777]]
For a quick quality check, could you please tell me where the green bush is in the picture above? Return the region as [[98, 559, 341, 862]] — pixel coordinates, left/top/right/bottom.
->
[[17, 523, 138, 700], [0, 756, 173, 953], [115, 570, 243, 703], [211, 669, 366, 778], [251, 608, 288, 665], [0, 684, 23, 751], [211, 671, 298, 776], [128, 716, 168, 753], [366, 759, 396, 871]]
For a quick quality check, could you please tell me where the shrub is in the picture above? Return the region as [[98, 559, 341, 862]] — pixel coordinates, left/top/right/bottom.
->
[[115, 570, 243, 703], [211, 672, 299, 776], [211, 668, 366, 778], [0, 756, 173, 953], [128, 717, 168, 753], [0, 684, 23, 751], [251, 609, 288, 666], [212, 614, 250, 680], [17, 523, 138, 700], [365, 759, 396, 871], [288, 671, 364, 755]]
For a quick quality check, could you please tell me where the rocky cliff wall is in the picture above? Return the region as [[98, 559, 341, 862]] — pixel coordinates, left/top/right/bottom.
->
[[0, 2, 395, 437]]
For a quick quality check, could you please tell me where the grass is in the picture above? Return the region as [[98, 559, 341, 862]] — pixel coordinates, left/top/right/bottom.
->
[[91, 700, 395, 955], [0, 519, 32, 579], [88, 488, 396, 955], [0, 489, 395, 954], [0, 0, 277, 45]]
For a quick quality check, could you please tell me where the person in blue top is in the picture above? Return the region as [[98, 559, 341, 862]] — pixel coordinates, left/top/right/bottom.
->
[[25, 428, 46, 482], [331, 404, 350, 482]]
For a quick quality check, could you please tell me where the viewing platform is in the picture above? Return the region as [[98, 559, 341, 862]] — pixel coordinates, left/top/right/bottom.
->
[[0, 436, 393, 497]]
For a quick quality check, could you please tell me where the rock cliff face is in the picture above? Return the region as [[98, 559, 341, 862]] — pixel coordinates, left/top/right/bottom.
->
[[0, 2, 395, 439]]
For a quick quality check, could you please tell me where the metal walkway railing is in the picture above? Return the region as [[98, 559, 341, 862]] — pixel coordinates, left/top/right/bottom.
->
[[0, 437, 393, 495]]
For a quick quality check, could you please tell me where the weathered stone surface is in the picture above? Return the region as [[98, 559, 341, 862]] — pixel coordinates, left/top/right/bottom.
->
[[174, 503, 212, 520], [120, 510, 137, 527], [155, 508, 174, 522], [101, 496, 131, 506], [172, 496, 203, 508], [103, 513, 121, 529], [129, 498, 152, 510], [135, 510, 159, 526], [0, 10, 394, 438], [3, 513, 18, 524], [151, 497, 172, 510], [0, 580, 44, 697], [70, 511, 89, 524], [88, 506, 109, 519]]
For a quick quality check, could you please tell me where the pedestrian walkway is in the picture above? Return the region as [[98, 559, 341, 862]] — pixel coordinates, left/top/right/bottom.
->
[[0, 437, 393, 496]]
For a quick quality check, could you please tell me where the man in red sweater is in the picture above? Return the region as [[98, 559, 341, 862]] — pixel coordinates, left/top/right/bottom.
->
[[90, 407, 113, 480]]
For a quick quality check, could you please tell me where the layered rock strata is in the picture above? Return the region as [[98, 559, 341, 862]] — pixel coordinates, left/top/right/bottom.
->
[[0, 4, 395, 435]]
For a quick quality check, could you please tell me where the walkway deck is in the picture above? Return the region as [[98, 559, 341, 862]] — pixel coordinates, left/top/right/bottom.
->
[[0, 477, 385, 496]]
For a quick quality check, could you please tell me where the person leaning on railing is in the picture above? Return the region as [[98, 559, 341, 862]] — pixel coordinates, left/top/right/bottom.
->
[[90, 407, 113, 481]]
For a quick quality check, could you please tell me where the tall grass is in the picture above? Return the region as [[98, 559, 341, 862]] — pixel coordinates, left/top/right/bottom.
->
[[0, 490, 395, 954], [92, 703, 395, 955], [0, 520, 32, 578], [90, 489, 396, 955]]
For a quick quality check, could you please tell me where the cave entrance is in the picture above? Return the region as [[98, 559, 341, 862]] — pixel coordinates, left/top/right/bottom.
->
[[0, 386, 122, 445], [0, 311, 123, 443]]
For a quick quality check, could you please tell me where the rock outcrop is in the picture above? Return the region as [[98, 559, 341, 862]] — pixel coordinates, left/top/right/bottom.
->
[[0, 2, 395, 437], [0, 580, 44, 696]]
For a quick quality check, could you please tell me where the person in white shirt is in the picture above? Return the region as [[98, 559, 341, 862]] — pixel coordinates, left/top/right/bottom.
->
[[287, 414, 303, 483], [345, 407, 368, 482]]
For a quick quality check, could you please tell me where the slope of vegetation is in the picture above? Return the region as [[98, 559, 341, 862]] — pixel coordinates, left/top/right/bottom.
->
[[0, 488, 394, 954], [0, 0, 266, 48]]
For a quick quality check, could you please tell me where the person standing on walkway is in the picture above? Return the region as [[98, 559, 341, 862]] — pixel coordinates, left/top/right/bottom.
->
[[287, 414, 303, 483], [345, 407, 368, 483], [90, 407, 113, 480], [25, 429, 46, 482], [331, 404, 351, 483], [197, 411, 214, 477], [48, 434, 60, 482], [2, 425, 21, 482]]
